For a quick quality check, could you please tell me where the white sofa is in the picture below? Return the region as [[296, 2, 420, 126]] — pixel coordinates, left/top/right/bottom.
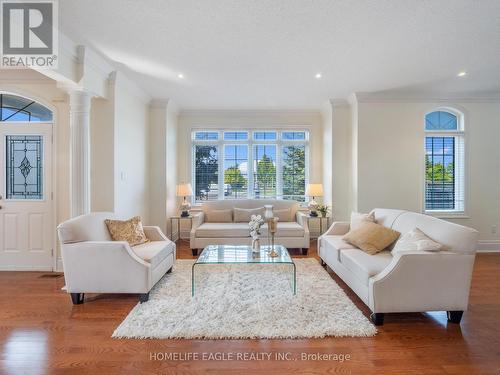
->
[[190, 199, 310, 255], [57, 212, 175, 304], [318, 208, 479, 325]]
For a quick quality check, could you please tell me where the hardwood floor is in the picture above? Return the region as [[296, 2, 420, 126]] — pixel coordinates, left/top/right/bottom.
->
[[1, 241, 500, 374]]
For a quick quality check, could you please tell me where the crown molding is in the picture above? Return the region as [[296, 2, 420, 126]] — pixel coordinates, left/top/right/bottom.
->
[[179, 109, 322, 118], [355, 92, 500, 103]]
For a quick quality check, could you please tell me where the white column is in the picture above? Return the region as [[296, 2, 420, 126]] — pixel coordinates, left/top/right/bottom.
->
[[69, 90, 92, 217]]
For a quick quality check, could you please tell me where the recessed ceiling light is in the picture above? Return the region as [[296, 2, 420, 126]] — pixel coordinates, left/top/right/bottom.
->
[[315, 73, 322, 79], [457, 71, 467, 77], [178, 73, 184, 79]]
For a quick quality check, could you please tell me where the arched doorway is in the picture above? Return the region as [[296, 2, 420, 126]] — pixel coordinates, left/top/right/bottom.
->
[[0, 93, 54, 270]]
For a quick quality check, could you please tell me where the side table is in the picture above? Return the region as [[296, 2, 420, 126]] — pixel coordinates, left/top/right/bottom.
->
[[307, 216, 331, 239], [168, 215, 193, 243]]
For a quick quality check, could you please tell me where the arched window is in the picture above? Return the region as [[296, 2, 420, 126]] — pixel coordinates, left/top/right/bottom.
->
[[0, 93, 53, 122], [425, 109, 465, 213]]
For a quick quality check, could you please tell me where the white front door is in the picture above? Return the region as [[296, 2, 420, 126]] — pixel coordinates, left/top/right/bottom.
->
[[0, 123, 53, 270]]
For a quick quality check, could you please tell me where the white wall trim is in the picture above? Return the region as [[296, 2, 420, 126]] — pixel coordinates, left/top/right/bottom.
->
[[354, 92, 500, 103], [477, 240, 500, 252], [179, 109, 322, 118]]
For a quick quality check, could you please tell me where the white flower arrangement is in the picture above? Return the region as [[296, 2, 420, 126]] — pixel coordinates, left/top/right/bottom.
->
[[249, 214, 264, 239]]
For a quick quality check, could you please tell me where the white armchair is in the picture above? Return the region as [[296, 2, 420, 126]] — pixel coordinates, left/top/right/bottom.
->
[[57, 212, 175, 304], [318, 209, 479, 325]]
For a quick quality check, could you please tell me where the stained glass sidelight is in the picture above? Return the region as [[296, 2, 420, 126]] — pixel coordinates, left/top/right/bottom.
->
[[6, 135, 43, 199]]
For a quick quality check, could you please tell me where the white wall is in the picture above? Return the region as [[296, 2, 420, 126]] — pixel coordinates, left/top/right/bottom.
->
[[112, 73, 151, 221], [148, 100, 178, 234], [177, 110, 323, 194], [331, 103, 352, 221], [352, 99, 500, 244], [90, 93, 114, 212]]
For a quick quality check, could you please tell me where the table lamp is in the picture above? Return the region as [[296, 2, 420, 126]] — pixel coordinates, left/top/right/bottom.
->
[[306, 183, 323, 217], [176, 183, 193, 217]]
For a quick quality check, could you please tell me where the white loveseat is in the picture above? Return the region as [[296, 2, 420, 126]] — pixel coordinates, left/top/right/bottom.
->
[[190, 199, 310, 255], [57, 212, 175, 304], [318, 208, 479, 325]]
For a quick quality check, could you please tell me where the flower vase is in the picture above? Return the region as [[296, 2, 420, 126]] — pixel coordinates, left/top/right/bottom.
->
[[252, 237, 261, 253]]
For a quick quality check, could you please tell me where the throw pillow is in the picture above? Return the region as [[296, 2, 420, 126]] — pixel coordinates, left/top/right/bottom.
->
[[350, 211, 376, 231], [234, 207, 265, 222], [273, 208, 292, 222], [206, 209, 233, 223], [392, 228, 443, 254], [104, 216, 149, 246], [343, 221, 400, 255]]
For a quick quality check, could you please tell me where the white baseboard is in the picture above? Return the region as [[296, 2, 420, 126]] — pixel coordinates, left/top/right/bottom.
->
[[477, 240, 500, 253]]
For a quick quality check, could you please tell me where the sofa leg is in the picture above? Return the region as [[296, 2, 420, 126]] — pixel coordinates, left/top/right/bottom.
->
[[139, 292, 150, 303], [320, 259, 326, 267], [301, 248, 308, 256], [370, 313, 385, 326], [70, 293, 84, 305], [192, 249, 198, 256], [447, 310, 464, 324], [166, 266, 173, 274]]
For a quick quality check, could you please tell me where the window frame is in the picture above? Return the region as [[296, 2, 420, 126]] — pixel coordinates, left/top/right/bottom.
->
[[191, 129, 309, 203], [423, 108, 467, 218]]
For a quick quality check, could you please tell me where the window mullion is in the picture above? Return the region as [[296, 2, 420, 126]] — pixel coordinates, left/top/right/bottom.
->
[[248, 142, 254, 198]]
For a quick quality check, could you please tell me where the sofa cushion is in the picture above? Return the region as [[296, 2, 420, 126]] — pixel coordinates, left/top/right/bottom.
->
[[343, 222, 400, 255], [105, 216, 149, 246], [322, 235, 358, 251], [273, 208, 292, 222], [261, 222, 305, 237], [234, 207, 265, 222], [350, 211, 376, 231], [392, 227, 443, 254], [196, 223, 251, 238], [206, 209, 233, 223], [339, 249, 393, 286], [132, 240, 174, 268]]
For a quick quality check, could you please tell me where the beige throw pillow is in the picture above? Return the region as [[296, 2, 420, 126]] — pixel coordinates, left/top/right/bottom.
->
[[234, 207, 265, 222], [206, 209, 233, 223], [350, 211, 376, 231], [105, 216, 149, 246], [392, 228, 443, 255], [273, 208, 292, 222], [343, 222, 400, 255]]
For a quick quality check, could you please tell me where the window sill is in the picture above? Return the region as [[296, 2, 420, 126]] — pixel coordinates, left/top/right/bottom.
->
[[425, 211, 470, 219]]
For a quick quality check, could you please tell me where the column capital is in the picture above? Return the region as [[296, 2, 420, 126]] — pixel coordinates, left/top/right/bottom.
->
[[69, 90, 92, 113]]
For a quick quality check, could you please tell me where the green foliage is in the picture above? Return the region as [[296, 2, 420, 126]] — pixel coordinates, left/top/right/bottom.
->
[[256, 154, 276, 194], [283, 146, 305, 197], [426, 155, 454, 182], [224, 166, 247, 191], [195, 146, 218, 198]]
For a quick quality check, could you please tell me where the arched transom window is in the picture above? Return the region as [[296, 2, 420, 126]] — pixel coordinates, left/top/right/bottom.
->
[[424, 109, 465, 213], [0, 93, 53, 122]]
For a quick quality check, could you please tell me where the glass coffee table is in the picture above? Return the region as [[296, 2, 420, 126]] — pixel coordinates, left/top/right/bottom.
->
[[192, 244, 296, 296]]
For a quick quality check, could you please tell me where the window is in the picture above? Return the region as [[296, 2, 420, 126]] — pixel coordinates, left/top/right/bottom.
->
[[0, 93, 53, 122], [424, 110, 465, 213], [192, 130, 308, 201]]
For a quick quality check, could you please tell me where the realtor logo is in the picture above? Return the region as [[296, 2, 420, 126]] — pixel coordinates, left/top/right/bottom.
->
[[1, 0, 58, 68]]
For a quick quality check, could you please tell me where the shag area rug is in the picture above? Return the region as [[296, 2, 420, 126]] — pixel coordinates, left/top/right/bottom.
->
[[113, 259, 377, 339]]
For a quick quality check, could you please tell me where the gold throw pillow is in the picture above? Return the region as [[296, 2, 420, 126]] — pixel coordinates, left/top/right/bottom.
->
[[343, 222, 400, 255], [105, 216, 149, 246]]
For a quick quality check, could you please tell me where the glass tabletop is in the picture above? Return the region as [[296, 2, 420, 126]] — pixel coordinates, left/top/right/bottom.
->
[[195, 244, 293, 264]]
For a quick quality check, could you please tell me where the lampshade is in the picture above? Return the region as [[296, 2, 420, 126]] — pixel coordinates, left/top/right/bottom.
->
[[305, 183, 324, 197], [176, 183, 193, 197]]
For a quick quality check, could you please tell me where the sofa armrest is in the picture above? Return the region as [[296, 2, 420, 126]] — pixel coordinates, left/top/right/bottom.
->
[[191, 212, 205, 231], [369, 251, 476, 313], [296, 211, 310, 232], [60, 241, 150, 293], [322, 221, 350, 236], [143, 226, 168, 241]]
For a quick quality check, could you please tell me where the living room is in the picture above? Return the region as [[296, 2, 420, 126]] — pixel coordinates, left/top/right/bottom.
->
[[1, 1, 499, 374]]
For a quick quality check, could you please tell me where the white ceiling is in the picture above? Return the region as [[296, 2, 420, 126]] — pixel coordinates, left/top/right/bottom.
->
[[59, 0, 500, 109]]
